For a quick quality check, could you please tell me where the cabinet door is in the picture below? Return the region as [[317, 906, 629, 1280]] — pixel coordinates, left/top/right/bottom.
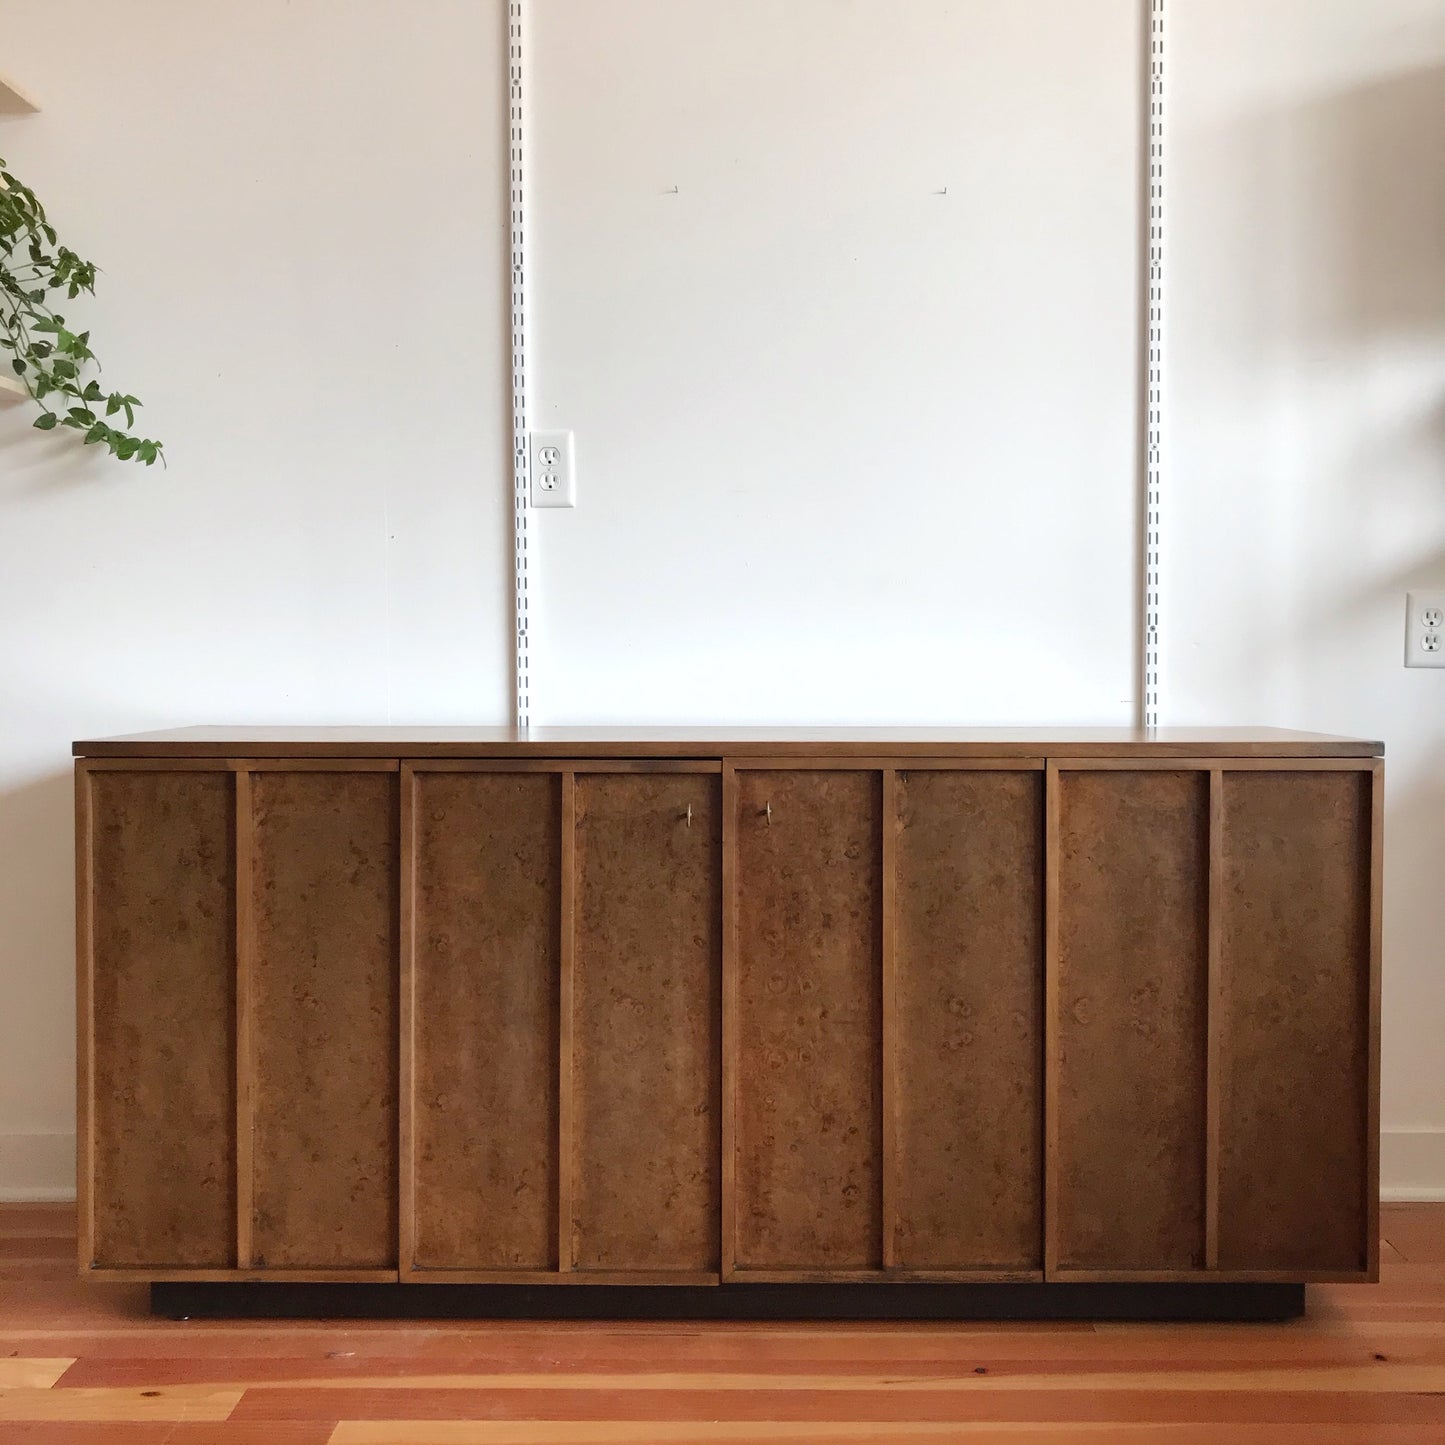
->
[[406, 766, 562, 1276], [1049, 761, 1378, 1282], [405, 762, 722, 1282], [892, 767, 1044, 1274], [729, 762, 1046, 1280], [81, 764, 237, 1271], [730, 767, 884, 1276], [572, 769, 722, 1277], [246, 765, 399, 1273], [1216, 766, 1376, 1277], [1050, 766, 1210, 1276]]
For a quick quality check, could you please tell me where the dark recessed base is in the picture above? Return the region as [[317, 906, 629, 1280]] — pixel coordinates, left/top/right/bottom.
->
[[151, 1280, 1305, 1323]]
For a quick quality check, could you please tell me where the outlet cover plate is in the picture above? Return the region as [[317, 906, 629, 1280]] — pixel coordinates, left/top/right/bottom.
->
[[1405, 590, 1445, 668], [530, 429, 575, 509]]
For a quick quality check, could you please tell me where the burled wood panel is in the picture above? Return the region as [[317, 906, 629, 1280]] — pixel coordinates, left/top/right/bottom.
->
[[249, 771, 397, 1270], [89, 770, 235, 1268], [894, 769, 1043, 1271], [572, 773, 721, 1273], [1217, 769, 1371, 1273], [1055, 769, 1208, 1272], [735, 769, 882, 1272], [412, 770, 560, 1271]]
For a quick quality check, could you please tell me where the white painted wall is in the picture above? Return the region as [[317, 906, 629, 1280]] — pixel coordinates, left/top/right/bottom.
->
[[0, 0, 513, 1197], [1164, 0, 1445, 1197], [528, 0, 1144, 726], [1, 0, 1442, 1199]]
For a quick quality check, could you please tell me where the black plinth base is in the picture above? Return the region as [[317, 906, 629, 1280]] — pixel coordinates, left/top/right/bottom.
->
[[151, 1280, 1305, 1323]]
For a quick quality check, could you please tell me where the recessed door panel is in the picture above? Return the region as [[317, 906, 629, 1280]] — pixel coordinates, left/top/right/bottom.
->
[[87, 768, 236, 1269], [734, 768, 882, 1273], [1053, 768, 1209, 1273], [249, 768, 398, 1271], [572, 770, 721, 1274], [409, 768, 561, 1272], [893, 768, 1044, 1272], [1217, 769, 1372, 1274]]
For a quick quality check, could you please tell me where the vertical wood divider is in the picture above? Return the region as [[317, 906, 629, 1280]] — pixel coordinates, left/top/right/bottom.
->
[[880, 767, 899, 1271], [558, 769, 577, 1274], [720, 762, 739, 1280], [233, 765, 255, 1271], [74, 763, 95, 1270], [1043, 762, 1061, 1278], [397, 764, 417, 1277], [1205, 767, 1224, 1271], [1366, 760, 1384, 1278]]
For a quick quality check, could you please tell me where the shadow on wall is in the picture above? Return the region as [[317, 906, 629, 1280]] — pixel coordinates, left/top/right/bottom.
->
[[0, 767, 79, 1155], [1313, 63, 1445, 616], [1191, 54, 1445, 1139], [1311, 63, 1445, 342], [1183, 58, 1445, 693]]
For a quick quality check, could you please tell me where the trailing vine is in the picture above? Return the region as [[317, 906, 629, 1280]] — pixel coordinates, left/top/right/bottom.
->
[[1, 156, 162, 464]]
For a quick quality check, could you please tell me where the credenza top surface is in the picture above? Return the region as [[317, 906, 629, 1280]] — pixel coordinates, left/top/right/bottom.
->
[[73, 725, 1383, 759]]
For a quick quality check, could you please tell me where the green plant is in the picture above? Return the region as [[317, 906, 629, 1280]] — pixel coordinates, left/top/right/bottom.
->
[[1, 157, 162, 464]]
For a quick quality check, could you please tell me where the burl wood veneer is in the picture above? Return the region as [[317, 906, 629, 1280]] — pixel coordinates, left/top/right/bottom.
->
[[1216, 768, 1374, 1274], [1053, 768, 1210, 1274], [572, 769, 721, 1276], [247, 768, 398, 1272], [406, 767, 561, 1274], [76, 730, 1382, 1295], [84, 768, 236, 1269], [892, 767, 1044, 1274], [733, 768, 883, 1275]]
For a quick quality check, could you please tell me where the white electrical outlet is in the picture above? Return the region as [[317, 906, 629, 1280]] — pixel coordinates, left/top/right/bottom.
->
[[530, 430, 576, 508], [1405, 590, 1445, 668]]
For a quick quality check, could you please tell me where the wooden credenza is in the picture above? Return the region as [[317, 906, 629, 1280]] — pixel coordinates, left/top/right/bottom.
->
[[73, 727, 1382, 1308]]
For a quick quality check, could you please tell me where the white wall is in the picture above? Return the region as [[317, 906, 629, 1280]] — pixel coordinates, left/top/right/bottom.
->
[[528, 0, 1144, 725], [0, 0, 513, 1197], [1164, 0, 1445, 1197], [1, 0, 1442, 1199]]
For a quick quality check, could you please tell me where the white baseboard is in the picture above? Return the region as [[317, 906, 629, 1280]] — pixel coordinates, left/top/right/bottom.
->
[[0, 1131, 75, 1202], [4, 1128, 1445, 1206]]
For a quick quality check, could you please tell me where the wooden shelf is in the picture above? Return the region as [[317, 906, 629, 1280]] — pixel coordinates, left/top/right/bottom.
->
[[0, 375, 28, 406], [0, 76, 39, 115]]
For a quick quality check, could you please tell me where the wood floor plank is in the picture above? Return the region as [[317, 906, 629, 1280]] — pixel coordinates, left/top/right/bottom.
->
[[0, 1384, 243, 1421], [1380, 1205, 1445, 1265], [0, 1427, 332, 1444], [53, 1336, 1445, 1383], [328, 1427, 1445, 1445], [0, 1360, 73, 1388], [0, 1236, 73, 1260], [231, 1385, 1445, 1423], [52, 1363, 1445, 1394], [0, 1204, 76, 1238]]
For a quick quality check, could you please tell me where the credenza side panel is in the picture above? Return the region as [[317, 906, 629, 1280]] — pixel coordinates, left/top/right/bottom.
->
[[249, 769, 398, 1270], [572, 771, 721, 1274], [409, 769, 561, 1273], [85, 767, 236, 1269], [893, 768, 1044, 1272], [733, 768, 882, 1274], [1053, 767, 1209, 1274], [1217, 768, 1373, 1274]]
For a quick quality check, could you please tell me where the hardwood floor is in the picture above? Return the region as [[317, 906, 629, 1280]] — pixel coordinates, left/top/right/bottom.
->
[[2, 1202, 1443, 1443]]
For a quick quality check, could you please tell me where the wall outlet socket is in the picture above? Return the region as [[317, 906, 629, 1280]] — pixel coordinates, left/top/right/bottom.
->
[[530, 430, 576, 508], [1405, 590, 1445, 668]]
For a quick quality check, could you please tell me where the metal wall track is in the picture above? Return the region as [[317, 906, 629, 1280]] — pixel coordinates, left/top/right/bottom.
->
[[1142, 0, 1166, 731], [509, 0, 531, 731]]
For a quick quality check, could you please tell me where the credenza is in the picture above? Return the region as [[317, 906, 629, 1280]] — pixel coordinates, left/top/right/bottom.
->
[[73, 726, 1382, 1318]]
